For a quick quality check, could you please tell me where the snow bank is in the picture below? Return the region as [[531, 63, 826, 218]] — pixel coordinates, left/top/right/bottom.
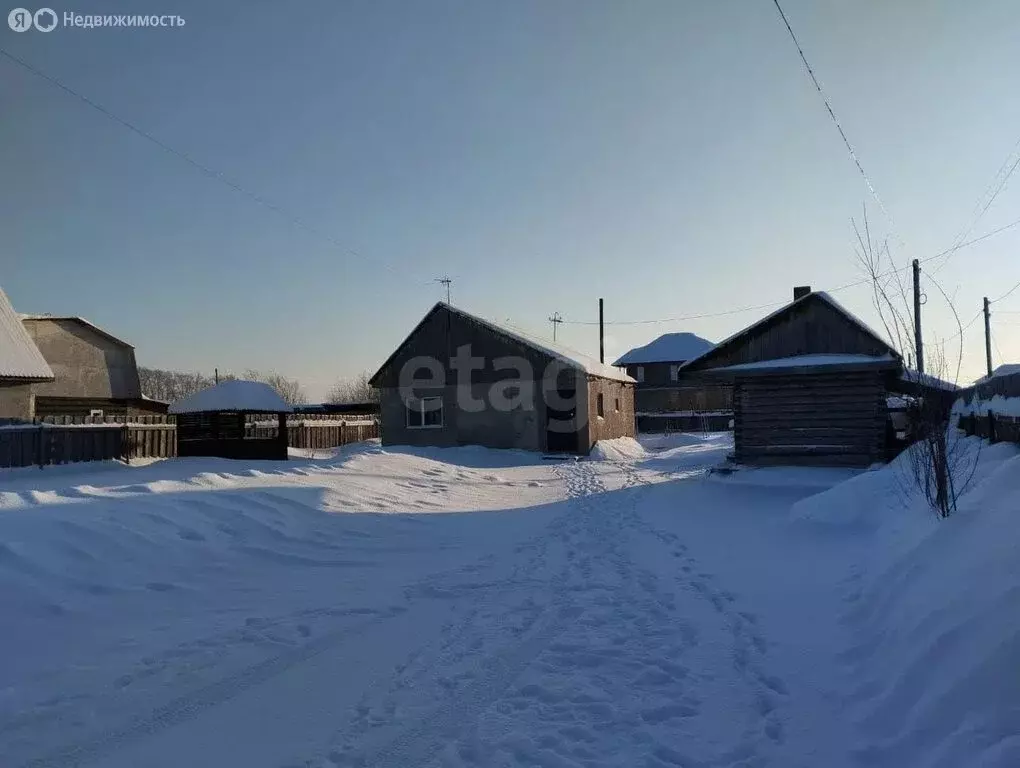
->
[[589, 436, 647, 461], [793, 437, 1020, 767]]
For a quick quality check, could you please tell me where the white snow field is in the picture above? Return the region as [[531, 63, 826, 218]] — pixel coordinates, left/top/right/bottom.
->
[[1, 434, 1018, 768]]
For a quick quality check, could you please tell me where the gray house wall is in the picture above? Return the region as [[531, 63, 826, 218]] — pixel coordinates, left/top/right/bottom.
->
[[378, 382, 545, 451], [372, 306, 625, 453], [0, 380, 33, 420], [22, 319, 141, 400]]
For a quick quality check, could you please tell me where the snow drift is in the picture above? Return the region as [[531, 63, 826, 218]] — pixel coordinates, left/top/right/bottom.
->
[[793, 438, 1020, 768]]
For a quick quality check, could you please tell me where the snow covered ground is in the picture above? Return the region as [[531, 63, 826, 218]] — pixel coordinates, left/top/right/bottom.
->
[[1, 434, 1018, 767]]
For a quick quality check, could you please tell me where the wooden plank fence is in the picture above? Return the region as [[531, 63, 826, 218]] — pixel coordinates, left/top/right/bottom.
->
[[0, 420, 379, 469], [958, 412, 1020, 445]]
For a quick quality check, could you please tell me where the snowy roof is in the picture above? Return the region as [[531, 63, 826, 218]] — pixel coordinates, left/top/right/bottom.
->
[[169, 380, 294, 414], [976, 364, 1020, 383], [612, 333, 715, 366], [0, 287, 54, 381], [373, 303, 635, 384], [679, 291, 899, 372], [901, 369, 961, 391], [715, 354, 899, 373], [20, 314, 134, 348]]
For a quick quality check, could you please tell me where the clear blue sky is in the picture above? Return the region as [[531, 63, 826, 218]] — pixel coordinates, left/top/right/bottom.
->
[[3, 0, 1019, 399]]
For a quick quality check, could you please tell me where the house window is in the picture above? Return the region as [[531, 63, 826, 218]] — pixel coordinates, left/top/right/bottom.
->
[[615, 398, 620, 412], [406, 396, 444, 429], [89, 409, 104, 418], [670, 365, 679, 382], [597, 393, 605, 418], [636, 366, 645, 383]]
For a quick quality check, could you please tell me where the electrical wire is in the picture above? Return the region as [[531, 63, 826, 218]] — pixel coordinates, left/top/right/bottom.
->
[[770, 0, 891, 224], [990, 279, 1020, 305], [561, 217, 1020, 326], [0, 46, 434, 289]]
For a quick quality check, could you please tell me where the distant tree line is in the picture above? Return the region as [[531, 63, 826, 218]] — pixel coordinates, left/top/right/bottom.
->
[[326, 371, 379, 405], [139, 367, 308, 405]]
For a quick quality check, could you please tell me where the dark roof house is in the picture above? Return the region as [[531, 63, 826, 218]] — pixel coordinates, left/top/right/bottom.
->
[[613, 332, 728, 416], [682, 287, 903, 466], [369, 302, 636, 454]]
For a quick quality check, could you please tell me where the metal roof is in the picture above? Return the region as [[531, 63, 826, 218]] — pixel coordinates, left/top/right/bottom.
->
[[0, 287, 54, 381]]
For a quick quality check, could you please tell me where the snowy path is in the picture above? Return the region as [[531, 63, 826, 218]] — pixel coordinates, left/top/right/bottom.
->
[[2, 440, 861, 768]]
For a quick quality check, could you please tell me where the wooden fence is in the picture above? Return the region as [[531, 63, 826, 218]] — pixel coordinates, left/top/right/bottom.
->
[[636, 412, 734, 434], [957, 412, 1020, 445], [6, 412, 378, 426], [0, 420, 380, 470]]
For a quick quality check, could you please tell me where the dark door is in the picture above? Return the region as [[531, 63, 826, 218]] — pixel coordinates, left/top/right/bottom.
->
[[546, 389, 578, 452]]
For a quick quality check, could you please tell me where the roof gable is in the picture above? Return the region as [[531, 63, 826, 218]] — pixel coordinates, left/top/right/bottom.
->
[[613, 332, 715, 366], [0, 287, 54, 381], [680, 291, 900, 373], [20, 315, 134, 348], [370, 303, 634, 386]]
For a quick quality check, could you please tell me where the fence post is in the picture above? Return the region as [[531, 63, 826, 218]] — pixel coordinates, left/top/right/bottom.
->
[[37, 424, 45, 469], [988, 409, 997, 444], [121, 423, 130, 464]]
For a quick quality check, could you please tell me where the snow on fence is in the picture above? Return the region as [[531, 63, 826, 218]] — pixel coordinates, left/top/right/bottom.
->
[[0, 419, 380, 469]]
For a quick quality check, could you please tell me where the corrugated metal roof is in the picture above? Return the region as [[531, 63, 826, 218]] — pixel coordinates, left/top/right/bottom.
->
[[0, 287, 54, 380]]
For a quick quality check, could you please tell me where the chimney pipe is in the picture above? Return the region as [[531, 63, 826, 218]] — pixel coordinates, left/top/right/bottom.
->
[[793, 285, 812, 301]]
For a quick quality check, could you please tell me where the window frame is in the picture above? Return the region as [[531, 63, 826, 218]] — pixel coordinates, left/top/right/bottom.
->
[[596, 392, 605, 418], [406, 396, 445, 429], [635, 366, 645, 383], [669, 364, 679, 382]]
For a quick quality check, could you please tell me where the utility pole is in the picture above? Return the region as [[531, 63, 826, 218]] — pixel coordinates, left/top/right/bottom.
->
[[435, 276, 452, 304], [984, 296, 993, 378], [548, 312, 563, 341], [598, 298, 605, 364], [215, 368, 219, 385], [912, 259, 924, 374]]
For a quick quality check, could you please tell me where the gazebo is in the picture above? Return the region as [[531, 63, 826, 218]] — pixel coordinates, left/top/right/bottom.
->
[[169, 380, 292, 460]]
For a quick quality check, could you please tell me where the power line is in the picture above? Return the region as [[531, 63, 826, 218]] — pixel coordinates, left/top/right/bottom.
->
[[990, 278, 1020, 305], [0, 46, 429, 288], [931, 141, 1020, 274], [548, 312, 564, 341], [560, 217, 1020, 327], [991, 331, 1004, 366], [770, 0, 893, 225]]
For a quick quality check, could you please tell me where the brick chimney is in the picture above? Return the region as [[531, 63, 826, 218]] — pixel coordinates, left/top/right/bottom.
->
[[793, 285, 812, 301]]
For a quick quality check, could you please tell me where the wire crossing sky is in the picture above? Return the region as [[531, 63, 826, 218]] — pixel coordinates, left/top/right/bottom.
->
[[3, 0, 1019, 397]]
